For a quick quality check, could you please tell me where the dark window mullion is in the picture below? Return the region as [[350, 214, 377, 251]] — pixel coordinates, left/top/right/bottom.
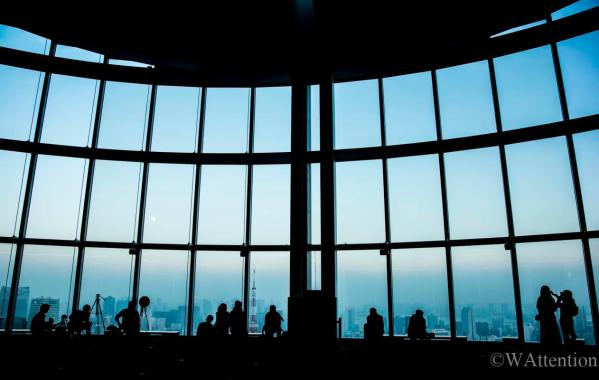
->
[[431, 69, 457, 339], [5, 41, 57, 333]]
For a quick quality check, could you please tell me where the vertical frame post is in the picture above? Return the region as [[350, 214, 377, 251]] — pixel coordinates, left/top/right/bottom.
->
[[5, 42, 57, 333], [431, 70, 457, 339]]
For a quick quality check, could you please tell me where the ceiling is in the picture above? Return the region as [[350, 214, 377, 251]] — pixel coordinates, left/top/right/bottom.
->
[[0, 0, 574, 85]]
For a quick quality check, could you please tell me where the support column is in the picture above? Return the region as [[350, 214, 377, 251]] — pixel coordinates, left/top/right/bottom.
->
[[290, 84, 310, 297]]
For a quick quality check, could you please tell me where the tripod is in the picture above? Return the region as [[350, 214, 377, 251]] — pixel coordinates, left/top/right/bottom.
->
[[90, 294, 106, 335]]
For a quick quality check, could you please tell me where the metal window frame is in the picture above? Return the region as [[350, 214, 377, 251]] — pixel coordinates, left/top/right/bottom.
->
[[0, 10, 597, 343]]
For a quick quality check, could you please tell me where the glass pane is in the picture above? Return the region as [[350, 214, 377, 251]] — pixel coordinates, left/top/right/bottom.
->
[[151, 86, 200, 153], [335, 160, 385, 244], [79, 248, 133, 333], [139, 250, 189, 333], [437, 61, 496, 138], [193, 251, 244, 335], [108, 59, 151, 68], [310, 85, 320, 151], [143, 164, 195, 244], [203, 88, 249, 153], [453, 245, 518, 341], [388, 155, 444, 242], [309, 164, 321, 245], [254, 87, 291, 152], [494, 46, 562, 130], [334, 79, 381, 149], [337, 250, 388, 337], [42, 74, 99, 147], [518, 240, 595, 344], [445, 147, 508, 239], [0, 25, 48, 54], [574, 130, 599, 230], [0, 244, 16, 330], [383, 71, 437, 144], [55, 45, 102, 63], [591, 239, 599, 306], [197, 165, 246, 245], [552, 0, 599, 20], [86, 160, 141, 242], [392, 248, 450, 337], [27, 155, 87, 239], [308, 251, 322, 291], [506, 137, 579, 235], [98, 81, 150, 150], [558, 30, 599, 118], [249, 251, 290, 334], [0, 151, 28, 237], [17, 245, 76, 330], [491, 20, 546, 38], [0, 65, 43, 140], [251, 165, 290, 245]]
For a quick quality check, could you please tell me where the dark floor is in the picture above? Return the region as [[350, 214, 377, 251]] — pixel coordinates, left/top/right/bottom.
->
[[1, 335, 597, 377]]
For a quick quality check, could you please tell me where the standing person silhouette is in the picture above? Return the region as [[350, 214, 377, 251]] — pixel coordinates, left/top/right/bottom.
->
[[536, 285, 561, 345], [556, 290, 579, 344], [69, 304, 92, 336], [115, 300, 141, 335], [364, 308, 384, 340], [229, 300, 247, 338], [214, 303, 230, 336], [262, 305, 284, 337]]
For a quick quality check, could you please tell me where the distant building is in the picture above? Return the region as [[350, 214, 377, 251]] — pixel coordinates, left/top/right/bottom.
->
[[460, 307, 474, 340], [28, 297, 60, 326], [103, 296, 116, 319], [0, 286, 30, 321]]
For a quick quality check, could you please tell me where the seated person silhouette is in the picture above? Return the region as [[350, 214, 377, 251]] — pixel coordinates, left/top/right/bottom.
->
[[364, 308, 384, 340], [407, 309, 429, 340], [69, 304, 92, 336], [197, 314, 215, 337], [262, 305, 284, 337], [53, 314, 69, 336], [556, 289, 579, 344], [30, 303, 53, 336], [115, 300, 141, 335], [105, 324, 123, 336], [229, 300, 247, 337]]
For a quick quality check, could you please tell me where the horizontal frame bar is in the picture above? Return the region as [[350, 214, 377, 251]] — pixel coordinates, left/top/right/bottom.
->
[[2, 230, 598, 252], [0, 114, 596, 166]]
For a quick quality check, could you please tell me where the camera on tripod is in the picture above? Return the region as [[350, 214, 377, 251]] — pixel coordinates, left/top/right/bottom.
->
[[90, 293, 106, 334]]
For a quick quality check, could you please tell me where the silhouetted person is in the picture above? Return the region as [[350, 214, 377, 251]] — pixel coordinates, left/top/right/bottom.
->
[[229, 300, 247, 337], [69, 304, 92, 336], [197, 315, 215, 338], [214, 303, 229, 336], [536, 285, 561, 345], [53, 314, 69, 336], [407, 309, 427, 340], [364, 308, 384, 340], [30, 303, 52, 336], [556, 289, 578, 344], [263, 305, 284, 337], [115, 300, 140, 335]]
